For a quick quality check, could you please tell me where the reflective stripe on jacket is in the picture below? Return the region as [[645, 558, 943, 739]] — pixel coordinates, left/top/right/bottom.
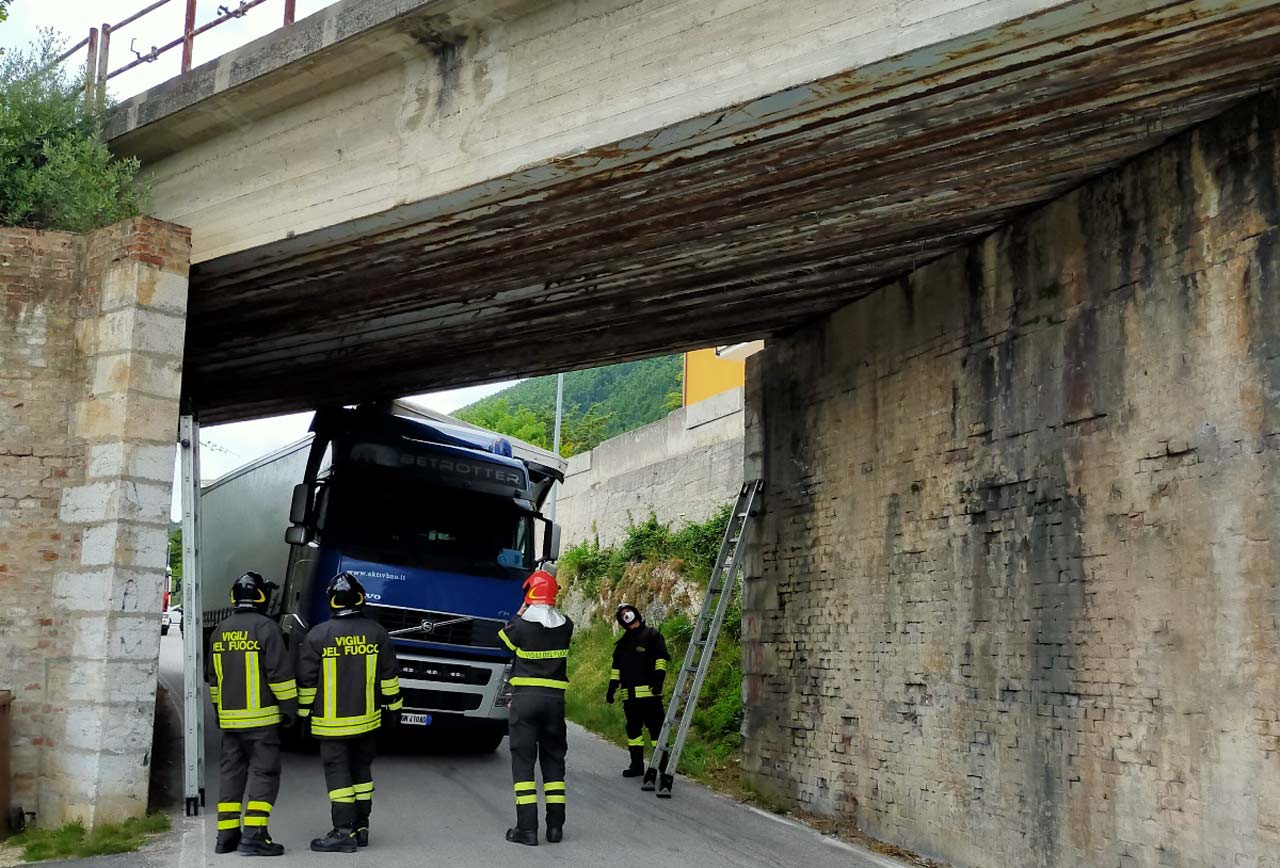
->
[[205, 610, 296, 730], [609, 624, 670, 701], [499, 612, 573, 694], [296, 614, 401, 738]]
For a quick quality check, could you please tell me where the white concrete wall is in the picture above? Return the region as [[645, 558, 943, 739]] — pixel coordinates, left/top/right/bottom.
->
[[130, 0, 1073, 262], [556, 388, 744, 547]]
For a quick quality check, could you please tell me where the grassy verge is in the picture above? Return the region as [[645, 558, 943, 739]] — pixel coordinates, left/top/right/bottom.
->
[[561, 507, 746, 793], [7, 813, 169, 862], [565, 615, 745, 790]]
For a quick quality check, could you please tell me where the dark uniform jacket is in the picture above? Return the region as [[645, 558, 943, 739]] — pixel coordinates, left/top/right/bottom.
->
[[609, 624, 671, 701], [296, 615, 403, 738], [499, 608, 574, 694], [206, 610, 297, 730]]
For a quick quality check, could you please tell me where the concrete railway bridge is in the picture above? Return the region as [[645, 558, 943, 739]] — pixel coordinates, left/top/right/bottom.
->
[[3, 1, 1279, 866]]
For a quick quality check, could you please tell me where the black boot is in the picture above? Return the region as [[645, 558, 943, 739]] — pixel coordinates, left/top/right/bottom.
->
[[622, 746, 645, 777], [546, 825, 563, 844], [214, 829, 241, 854], [641, 767, 657, 791], [310, 828, 357, 853], [355, 827, 369, 848], [237, 828, 284, 857], [505, 827, 538, 847]]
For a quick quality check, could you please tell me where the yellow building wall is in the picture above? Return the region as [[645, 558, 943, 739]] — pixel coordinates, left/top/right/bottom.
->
[[684, 348, 746, 406]]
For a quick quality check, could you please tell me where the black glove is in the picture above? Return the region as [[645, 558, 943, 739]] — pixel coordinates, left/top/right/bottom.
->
[[606, 684, 617, 705], [384, 707, 402, 729], [281, 710, 297, 728]]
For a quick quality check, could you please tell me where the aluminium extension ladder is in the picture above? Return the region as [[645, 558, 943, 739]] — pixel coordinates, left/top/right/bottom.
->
[[647, 479, 765, 798]]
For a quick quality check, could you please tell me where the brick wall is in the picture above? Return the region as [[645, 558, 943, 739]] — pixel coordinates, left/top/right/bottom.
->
[[742, 92, 1280, 868], [0, 218, 190, 826]]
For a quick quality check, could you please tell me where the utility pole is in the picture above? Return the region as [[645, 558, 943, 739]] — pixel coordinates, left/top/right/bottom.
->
[[548, 373, 564, 521]]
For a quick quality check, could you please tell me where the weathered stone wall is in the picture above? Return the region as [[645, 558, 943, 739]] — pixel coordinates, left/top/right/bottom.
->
[[556, 387, 743, 547], [0, 219, 190, 826], [742, 92, 1280, 868]]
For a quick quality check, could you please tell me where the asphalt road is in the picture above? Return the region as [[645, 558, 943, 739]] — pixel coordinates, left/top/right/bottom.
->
[[158, 634, 892, 868]]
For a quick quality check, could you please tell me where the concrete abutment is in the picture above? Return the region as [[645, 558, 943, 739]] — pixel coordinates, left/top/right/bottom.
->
[[0, 218, 190, 827], [742, 91, 1280, 868]]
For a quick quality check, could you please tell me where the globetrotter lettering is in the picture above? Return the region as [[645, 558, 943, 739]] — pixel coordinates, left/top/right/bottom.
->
[[213, 630, 260, 653], [397, 453, 523, 487], [321, 634, 377, 657]]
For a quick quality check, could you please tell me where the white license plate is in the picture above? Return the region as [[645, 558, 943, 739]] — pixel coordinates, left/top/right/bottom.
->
[[401, 713, 432, 727]]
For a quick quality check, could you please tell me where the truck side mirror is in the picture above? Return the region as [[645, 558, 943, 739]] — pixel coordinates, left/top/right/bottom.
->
[[289, 483, 309, 525], [545, 523, 562, 563], [284, 526, 309, 545]]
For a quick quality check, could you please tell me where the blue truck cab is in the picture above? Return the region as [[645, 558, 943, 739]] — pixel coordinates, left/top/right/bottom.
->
[[278, 405, 563, 750]]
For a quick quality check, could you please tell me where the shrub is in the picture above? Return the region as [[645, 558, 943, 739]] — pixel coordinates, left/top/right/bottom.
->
[[0, 32, 146, 232]]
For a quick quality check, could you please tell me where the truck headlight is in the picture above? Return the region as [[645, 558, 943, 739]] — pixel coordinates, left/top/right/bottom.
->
[[494, 664, 514, 708]]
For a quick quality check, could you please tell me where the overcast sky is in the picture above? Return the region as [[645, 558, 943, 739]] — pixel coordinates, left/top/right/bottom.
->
[[1, 1, 519, 517]]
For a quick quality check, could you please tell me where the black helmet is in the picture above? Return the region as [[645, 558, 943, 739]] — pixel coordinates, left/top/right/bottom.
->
[[230, 571, 269, 610], [327, 572, 366, 617], [615, 603, 643, 628]]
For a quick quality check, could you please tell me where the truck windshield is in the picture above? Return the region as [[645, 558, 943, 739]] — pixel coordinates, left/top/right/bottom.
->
[[325, 465, 531, 578]]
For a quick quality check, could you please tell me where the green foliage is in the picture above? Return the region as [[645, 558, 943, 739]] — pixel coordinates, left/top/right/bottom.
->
[[561, 504, 732, 594], [167, 526, 183, 596], [560, 504, 743, 785], [456, 356, 682, 456], [565, 615, 742, 784], [0, 33, 146, 232], [10, 813, 170, 861], [0, 1, 10, 24]]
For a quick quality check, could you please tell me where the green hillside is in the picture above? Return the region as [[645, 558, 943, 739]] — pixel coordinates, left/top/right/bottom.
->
[[456, 355, 682, 457]]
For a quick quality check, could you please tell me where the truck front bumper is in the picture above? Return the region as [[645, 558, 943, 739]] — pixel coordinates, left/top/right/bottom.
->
[[395, 651, 511, 722]]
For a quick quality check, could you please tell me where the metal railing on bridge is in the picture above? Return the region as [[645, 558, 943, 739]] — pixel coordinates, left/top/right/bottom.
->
[[55, 0, 298, 106]]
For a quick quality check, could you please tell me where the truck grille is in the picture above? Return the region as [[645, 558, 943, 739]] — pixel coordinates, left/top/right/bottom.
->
[[401, 688, 483, 713], [397, 659, 491, 686], [367, 605, 504, 649]]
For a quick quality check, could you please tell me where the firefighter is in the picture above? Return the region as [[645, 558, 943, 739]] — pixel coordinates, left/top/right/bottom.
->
[[206, 571, 296, 857], [606, 603, 671, 789], [296, 572, 402, 853], [499, 569, 573, 846]]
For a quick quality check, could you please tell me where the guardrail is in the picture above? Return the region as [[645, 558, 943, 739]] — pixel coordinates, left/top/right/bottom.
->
[[55, 0, 297, 105]]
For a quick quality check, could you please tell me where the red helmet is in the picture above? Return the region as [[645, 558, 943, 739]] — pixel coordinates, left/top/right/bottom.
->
[[523, 569, 559, 605]]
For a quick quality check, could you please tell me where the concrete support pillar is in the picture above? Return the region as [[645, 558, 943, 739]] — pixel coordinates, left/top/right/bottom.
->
[[0, 218, 190, 828]]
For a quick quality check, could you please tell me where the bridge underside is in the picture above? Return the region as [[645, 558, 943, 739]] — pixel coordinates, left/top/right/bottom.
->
[[180, 1, 1280, 423]]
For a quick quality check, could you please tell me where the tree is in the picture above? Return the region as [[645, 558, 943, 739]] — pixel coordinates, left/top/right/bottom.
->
[[0, 32, 147, 232], [0, 1, 11, 24], [167, 526, 183, 598]]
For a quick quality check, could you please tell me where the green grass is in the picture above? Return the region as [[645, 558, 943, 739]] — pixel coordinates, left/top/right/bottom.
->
[[8, 812, 170, 862], [566, 614, 744, 788], [561, 506, 745, 788]]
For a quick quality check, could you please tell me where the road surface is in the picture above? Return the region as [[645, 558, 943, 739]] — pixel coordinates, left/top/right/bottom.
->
[[158, 634, 892, 868]]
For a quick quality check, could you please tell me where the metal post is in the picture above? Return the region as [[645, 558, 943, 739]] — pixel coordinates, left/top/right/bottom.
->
[[95, 24, 111, 110], [83, 28, 99, 108], [547, 373, 565, 521], [283, 0, 296, 25], [179, 413, 205, 816], [181, 0, 198, 73]]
